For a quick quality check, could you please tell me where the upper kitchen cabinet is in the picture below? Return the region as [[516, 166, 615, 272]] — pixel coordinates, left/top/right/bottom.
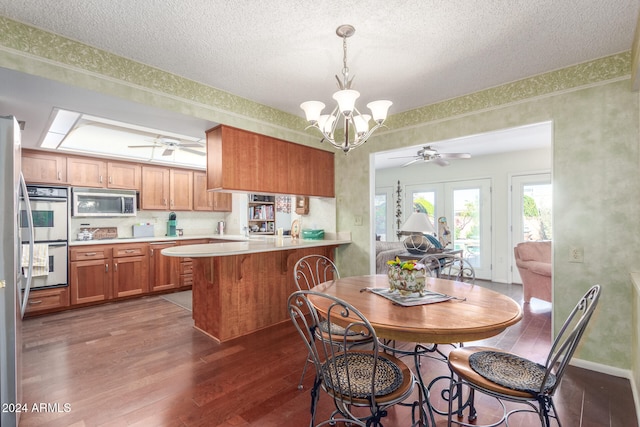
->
[[287, 143, 335, 197], [22, 149, 67, 184], [193, 171, 232, 212], [107, 161, 141, 191], [67, 156, 107, 187], [141, 166, 193, 211], [207, 125, 288, 194], [169, 169, 193, 210], [206, 125, 334, 197], [141, 166, 170, 210], [66, 157, 142, 190]]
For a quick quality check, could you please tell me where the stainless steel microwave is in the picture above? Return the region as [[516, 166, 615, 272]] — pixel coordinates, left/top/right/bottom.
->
[[72, 187, 137, 217]]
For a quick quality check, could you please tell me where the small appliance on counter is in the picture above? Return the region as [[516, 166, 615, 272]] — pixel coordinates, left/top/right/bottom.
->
[[167, 212, 177, 237], [133, 224, 155, 238], [217, 221, 225, 235]]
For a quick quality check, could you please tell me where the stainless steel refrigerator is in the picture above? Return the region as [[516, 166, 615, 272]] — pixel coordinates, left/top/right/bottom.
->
[[0, 116, 34, 427]]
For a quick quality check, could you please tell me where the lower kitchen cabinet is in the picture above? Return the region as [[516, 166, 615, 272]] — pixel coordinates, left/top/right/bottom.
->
[[113, 244, 149, 298], [149, 241, 179, 292], [25, 286, 69, 315], [70, 243, 150, 305], [69, 246, 112, 305]]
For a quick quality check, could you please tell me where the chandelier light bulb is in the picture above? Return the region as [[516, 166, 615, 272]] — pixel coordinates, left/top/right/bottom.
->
[[354, 114, 371, 135]]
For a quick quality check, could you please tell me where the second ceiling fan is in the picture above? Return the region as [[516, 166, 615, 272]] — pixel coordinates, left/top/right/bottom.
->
[[128, 137, 205, 156], [396, 146, 471, 167]]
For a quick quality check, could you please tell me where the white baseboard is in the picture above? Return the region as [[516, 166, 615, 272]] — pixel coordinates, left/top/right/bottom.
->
[[570, 358, 640, 422]]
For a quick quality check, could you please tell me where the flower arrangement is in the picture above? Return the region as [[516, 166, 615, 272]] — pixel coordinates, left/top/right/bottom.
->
[[387, 257, 427, 296], [387, 257, 425, 271]]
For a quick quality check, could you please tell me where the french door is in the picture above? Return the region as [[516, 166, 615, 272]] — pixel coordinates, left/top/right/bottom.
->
[[406, 179, 492, 280], [510, 173, 552, 283]]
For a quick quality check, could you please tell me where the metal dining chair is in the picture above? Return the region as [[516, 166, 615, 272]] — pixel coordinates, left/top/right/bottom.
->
[[287, 290, 418, 427], [446, 284, 601, 427], [293, 255, 373, 389], [419, 253, 476, 283]]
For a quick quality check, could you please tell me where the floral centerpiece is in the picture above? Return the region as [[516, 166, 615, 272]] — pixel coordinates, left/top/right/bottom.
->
[[387, 257, 427, 296]]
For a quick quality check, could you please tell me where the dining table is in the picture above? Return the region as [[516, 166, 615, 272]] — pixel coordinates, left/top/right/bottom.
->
[[309, 274, 523, 425]]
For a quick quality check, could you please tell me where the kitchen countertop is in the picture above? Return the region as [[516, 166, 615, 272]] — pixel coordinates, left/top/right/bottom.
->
[[160, 232, 351, 258], [69, 234, 253, 246]]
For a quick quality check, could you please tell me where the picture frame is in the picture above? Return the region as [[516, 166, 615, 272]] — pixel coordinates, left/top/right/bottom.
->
[[295, 196, 309, 215]]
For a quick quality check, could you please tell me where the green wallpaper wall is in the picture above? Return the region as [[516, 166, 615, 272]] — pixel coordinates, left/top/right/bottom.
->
[[1, 16, 638, 370]]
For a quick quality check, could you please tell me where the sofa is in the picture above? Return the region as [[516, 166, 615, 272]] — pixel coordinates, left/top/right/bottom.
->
[[375, 241, 406, 273], [514, 240, 552, 303]]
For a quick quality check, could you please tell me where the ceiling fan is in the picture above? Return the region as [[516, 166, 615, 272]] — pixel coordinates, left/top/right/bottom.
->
[[393, 146, 471, 167], [128, 137, 205, 156]]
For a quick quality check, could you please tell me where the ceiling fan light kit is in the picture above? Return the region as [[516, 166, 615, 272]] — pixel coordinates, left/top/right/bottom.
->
[[300, 24, 392, 154]]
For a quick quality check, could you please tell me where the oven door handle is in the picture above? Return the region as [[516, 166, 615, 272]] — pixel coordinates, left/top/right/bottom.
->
[[23, 197, 67, 203], [46, 243, 68, 248]]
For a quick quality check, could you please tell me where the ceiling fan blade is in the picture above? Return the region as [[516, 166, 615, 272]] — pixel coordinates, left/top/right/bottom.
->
[[162, 148, 174, 156], [179, 142, 205, 148], [181, 147, 206, 156], [434, 158, 450, 166], [401, 158, 421, 167], [439, 152, 471, 159], [128, 144, 160, 148], [389, 155, 418, 160]]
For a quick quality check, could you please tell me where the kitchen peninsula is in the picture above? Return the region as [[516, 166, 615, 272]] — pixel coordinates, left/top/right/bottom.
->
[[161, 234, 350, 342]]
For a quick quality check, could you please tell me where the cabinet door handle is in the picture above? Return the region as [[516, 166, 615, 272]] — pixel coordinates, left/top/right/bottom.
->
[[85, 252, 97, 256], [125, 249, 135, 253], [28, 300, 43, 305], [162, 198, 167, 206], [150, 249, 154, 257], [105, 264, 109, 273], [109, 176, 113, 184], [99, 175, 103, 183], [170, 199, 174, 207], [115, 263, 118, 272], [57, 171, 62, 181]]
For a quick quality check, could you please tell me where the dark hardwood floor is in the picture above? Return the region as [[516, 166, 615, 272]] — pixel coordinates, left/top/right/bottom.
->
[[19, 282, 636, 427]]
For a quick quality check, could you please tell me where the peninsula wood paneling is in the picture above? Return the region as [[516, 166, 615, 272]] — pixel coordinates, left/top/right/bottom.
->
[[192, 246, 335, 342]]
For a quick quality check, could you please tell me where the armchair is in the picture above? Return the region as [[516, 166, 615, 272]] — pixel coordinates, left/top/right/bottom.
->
[[514, 240, 552, 303]]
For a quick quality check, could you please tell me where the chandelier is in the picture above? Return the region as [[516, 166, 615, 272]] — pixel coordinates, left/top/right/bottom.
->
[[300, 24, 392, 153]]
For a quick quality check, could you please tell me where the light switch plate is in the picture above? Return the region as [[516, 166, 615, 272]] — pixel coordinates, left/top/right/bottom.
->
[[569, 246, 584, 263]]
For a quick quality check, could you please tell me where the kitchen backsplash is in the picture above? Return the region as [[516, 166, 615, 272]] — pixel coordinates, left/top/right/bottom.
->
[[70, 210, 229, 240]]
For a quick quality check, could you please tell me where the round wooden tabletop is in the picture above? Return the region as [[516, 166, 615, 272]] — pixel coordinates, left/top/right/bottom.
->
[[310, 275, 523, 344]]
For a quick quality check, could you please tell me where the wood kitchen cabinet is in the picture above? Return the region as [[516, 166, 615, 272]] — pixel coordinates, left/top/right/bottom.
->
[[22, 150, 67, 184], [112, 243, 149, 298], [141, 166, 170, 209], [24, 286, 69, 316], [149, 241, 179, 292], [69, 245, 112, 304], [193, 171, 232, 212], [206, 125, 334, 197], [169, 168, 193, 210], [206, 125, 289, 194], [67, 156, 107, 187], [141, 166, 193, 210], [70, 243, 149, 305], [107, 161, 141, 190]]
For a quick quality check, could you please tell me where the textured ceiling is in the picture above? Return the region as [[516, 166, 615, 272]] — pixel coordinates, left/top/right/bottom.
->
[[0, 1, 638, 168], [1, 0, 637, 117]]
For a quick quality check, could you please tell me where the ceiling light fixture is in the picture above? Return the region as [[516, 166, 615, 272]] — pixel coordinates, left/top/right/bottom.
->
[[300, 24, 392, 154]]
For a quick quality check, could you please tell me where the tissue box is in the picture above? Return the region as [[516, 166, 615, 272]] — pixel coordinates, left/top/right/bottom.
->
[[133, 224, 154, 238], [301, 229, 324, 240]]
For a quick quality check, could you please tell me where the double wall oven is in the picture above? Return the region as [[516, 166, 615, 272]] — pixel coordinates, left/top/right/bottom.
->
[[20, 185, 68, 289]]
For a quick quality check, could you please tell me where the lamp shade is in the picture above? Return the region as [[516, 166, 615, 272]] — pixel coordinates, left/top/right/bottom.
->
[[332, 89, 360, 116], [300, 101, 325, 123], [367, 100, 393, 123], [400, 212, 435, 234]]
